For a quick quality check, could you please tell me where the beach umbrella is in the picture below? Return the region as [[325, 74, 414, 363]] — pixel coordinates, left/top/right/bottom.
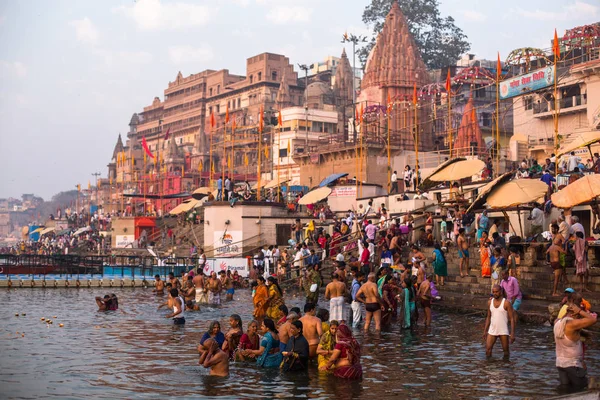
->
[[551, 174, 600, 209], [428, 159, 485, 182], [264, 179, 290, 189], [419, 157, 466, 191], [319, 173, 349, 187], [467, 172, 515, 213], [191, 187, 211, 200], [169, 199, 196, 215], [555, 131, 600, 159], [298, 187, 332, 205], [485, 179, 548, 209]]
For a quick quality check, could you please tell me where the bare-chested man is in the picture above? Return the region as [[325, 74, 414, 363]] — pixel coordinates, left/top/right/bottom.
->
[[457, 228, 470, 277], [193, 272, 208, 304], [325, 273, 347, 323], [299, 303, 323, 358], [199, 338, 229, 377], [168, 272, 181, 290], [548, 225, 567, 297], [417, 274, 432, 326], [219, 270, 234, 301], [207, 272, 222, 305], [181, 275, 195, 303], [153, 274, 164, 295], [278, 311, 299, 352], [355, 272, 385, 331]]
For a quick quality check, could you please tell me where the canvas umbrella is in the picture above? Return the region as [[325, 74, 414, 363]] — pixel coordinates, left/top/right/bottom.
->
[[428, 159, 485, 182], [169, 199, 195, 215], [191, 187, 212, 200], [551, 174, 600, 208], [555, 131, 600, 159], [419, 157, 466, 191], [467, 172, 515, 213], [486, 179, 548, 208], [298, 187, 332, 205], [264, 179, 290, 189], [319, 173, 349, 187]]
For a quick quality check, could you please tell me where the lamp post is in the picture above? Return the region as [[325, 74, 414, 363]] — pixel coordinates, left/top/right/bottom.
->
[[342, 33, 367, 144], [297, 64, 309, 153]]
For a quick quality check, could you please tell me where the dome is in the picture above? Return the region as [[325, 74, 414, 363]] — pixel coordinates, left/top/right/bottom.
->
[[304, 82, 335, 109]]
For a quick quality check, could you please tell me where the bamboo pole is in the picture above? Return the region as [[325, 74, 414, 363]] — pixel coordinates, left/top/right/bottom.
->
[[222, 125, 226, 201], [414, 99, 419, 190], [496, 62, 501, 177], [448, 89, 452, 158], [387, 100, 391, 194], [277, 121, 281, 202], [257, 126, 262, 202]]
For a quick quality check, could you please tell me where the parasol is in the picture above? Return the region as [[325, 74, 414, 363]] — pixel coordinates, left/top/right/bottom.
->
[[39, 227, 55, 236], [551, 174, 600, 208], [485, 179, 548, 208], [169, 199, 198, 215], [419, 157, 466, 191], [264, 179, 290, 189], [298, 187, 332, 205], [555, 131, 600, 159], [191, 187, 212, 200], [467, 172, 515, 213], [319, 173, 349, 187], [428, 159, 485, 182], [31, 227, 44, 234]]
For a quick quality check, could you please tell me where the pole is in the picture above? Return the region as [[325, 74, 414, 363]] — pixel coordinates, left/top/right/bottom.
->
[[158, 119, 163, 216], [209, 123, 214, 189], [448, 89, 452, 158], [414, 99, 419, 190], [496, 63, 501, 177], [231, 123, 235, 183], [387, 102, 391, 194], [277, 120, 281, 202], [553, 60, 559, 178], [222, 124, 226, 201], [257, 124, 262, 201], [359, 110, 364, 197]]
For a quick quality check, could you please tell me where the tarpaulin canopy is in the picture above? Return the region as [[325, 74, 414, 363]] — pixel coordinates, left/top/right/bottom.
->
[[191, 187, 212, 200], [420, 157, 466, 191], [467, 172, 515, 213], [551, 174, 600, 208], [39, 227, 55, 236], [319, 173, 349, 187], [298, 187, 332, 205], [486, 179, 548, 209], [428, 159, 485, 182], [73, 226, 92, 236], [556, 131, 600, 158], [264, 179, 291, 189], [169, 199, 199, 215]]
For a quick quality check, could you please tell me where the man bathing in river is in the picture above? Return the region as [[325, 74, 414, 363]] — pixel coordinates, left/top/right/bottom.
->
[[299, 303, 322, 358], [193, 272, 208, 304], [168, 272, 181, 290], [325, 272, 346, 323], [219, 270, 235, 300], [199, 338, 229, 377], [95, 294, 118, 311], [356, 272, 385, 331], [279, 312, 299, 353], [165, 288, 185, 325], [483, 285, 516, 359], [153, 275, 164, 295], [208, 272, 223, 305], [547, 227, 567, 297]]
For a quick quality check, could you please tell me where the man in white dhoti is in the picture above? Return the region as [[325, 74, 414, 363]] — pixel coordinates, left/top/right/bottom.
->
[[325, 272, 347, 322]]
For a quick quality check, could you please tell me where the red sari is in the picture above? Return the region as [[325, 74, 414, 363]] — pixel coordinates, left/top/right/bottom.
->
[[333, 325, 362, 380], [330, 231, 342, 257]]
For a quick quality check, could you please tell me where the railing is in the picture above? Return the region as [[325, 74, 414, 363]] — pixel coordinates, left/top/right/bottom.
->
[[533, 95, 587, 115]]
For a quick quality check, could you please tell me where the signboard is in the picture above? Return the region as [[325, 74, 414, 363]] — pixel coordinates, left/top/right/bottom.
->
[[213, 230, 242, 257], [499, 66, 555, 100], [330, 186, 357, 198], [310, 153, 320, 164], [202, 257, 250, 277], [115, 235, 135, 248]]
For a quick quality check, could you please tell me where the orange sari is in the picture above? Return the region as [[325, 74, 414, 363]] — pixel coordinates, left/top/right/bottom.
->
[[253, 284, 269, 319], [480, 239, 491, 277]]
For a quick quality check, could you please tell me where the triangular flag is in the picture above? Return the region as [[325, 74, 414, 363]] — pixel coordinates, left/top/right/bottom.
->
[[142, 136, 154, 159], [413, 83, 417, 105], [198, 160, 203, 172], [287, 139, 291, 154], [225, 103, 230, 124], [227, 155, 231, 169], [232, 119, 236, 131], [264, 146, 269, 159], [553, 29, 560, 60], [387, 92, 392, 112], [244, 153, 249, 166], [355, 107, 359, 122], [259, 105, 264, 133], [497, 52, 502, 79], [164, 127, 170, 140], [445, 70, 451, 93], [210, 111, 215, 129], [278, 110, 283, 127]]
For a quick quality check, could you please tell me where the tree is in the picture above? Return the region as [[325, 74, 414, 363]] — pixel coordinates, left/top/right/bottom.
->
[[360, 0, 470, 70]]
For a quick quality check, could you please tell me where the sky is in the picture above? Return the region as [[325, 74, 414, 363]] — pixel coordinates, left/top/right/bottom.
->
[[0, 0, 597, 200]]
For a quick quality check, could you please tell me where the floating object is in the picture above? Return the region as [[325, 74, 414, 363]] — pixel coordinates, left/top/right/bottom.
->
[[21, 334, 24, 337], [15, 313, 19, 317], [53, 316, 57, 319], [41, 317, 45, 321], [59, 324, 64, 328], [21, 313, 26, 316]]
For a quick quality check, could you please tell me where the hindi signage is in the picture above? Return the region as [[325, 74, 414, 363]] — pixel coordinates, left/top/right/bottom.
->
[[203, 257, 250, 277], [330, 186, 357, 198], [499, 66, 555, 100], [213, 230, 242, 257], [115, 235, 135, 248]]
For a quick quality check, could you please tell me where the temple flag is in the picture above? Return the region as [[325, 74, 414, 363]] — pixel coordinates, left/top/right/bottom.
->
[[164, 128, 170, 140], [553, 29, 560, 60], [445, 70, 451, 93], [142, 136, 154, 159], [497, 53, 502, 80], [413, 83, 417, 105], [259, 105, 264, 133], [278, 110, 283, 127], [198, 160, 203, 172], [210, 111, 215, 129], [225, 103, 230, 124]]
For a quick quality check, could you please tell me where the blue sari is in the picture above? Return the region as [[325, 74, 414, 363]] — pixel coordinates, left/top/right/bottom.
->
[[476, 215, 489, 241], [256, 331, 283, 368]]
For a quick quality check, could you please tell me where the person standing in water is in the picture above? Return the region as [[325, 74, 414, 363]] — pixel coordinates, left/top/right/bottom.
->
[[199, 338, 229, 377], [299, 302, 323, 359], [165, 288, 185, 325], [356, 273, 385, 331], [483, 285, 516, 359], [153, 275, 165, 295], [193, 272, 208, 304], [207, 272, 223, 305], [325, 272, 347, 323]]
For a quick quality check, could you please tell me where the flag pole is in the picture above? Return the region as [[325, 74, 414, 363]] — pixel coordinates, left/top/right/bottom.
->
[[553, 29, 560, 178], [387, 96, 391, 194], [496, 52, 501, 178], [209, 115, 214, 189], [355, 106, 359, 196], [222, 125, 226, 201], [413, 83, 419, 190], [257, 105, 263, 201], [277, 111, 281, 203], [446, 70, 452, 158], [231, 121, 235, 185]]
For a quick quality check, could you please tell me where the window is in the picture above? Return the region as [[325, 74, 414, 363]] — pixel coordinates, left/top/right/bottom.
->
[[228, 101, 231, 110], [523, 97, 533, 110], [209, 106, 212, 115], [272, 92, 277, 101], [249, 75, 253, 84], [258, 72, 262, 81], [217, 85, 220, 95], [209, 88, 213, 96], [216, 105, 220, 113], [237, 98, 241, 108], [272, 71, 277, 81], [279, 148, 288, 157], [475, 85, 486, 98], [481, 112, 491, 127]]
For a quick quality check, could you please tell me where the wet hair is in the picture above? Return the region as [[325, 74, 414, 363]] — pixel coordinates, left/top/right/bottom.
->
[[267, 276, 283, 296], [257, 276, 266, 283], [304, 302, 316, 313], [208, 320, 221, 332], [291, 320, 303, 332], [154, 274, 160, 279], [170, 288, 178, 297], [168, 272, 174, 278], [330, 320, 340, 328], [263, 318, 278, 333], [230, 314, 243, 332], [279, 304, 289, 316], [290, 307, 301, 316], [316, 308, 329, 322], [576, 231, 584, 239]]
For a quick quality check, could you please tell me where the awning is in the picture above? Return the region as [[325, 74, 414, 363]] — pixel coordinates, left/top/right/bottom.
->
[[467, 172, 515, 213], [298, 187, 332, 205], [73, 226, 92, 236], [428, 159, 485, 182], [556, 131, 600, 158], [264, 179, 291, 189], [169, 199, 200, 215], [39, 227, 55, 236], [551, 174, 600, 208], [319, 173, 349, 187], [486, 179, 548, 209], [123, 192, 192, 199]]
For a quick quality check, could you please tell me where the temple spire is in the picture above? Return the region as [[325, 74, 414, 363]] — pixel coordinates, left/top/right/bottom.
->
[[454, 95, 485, 155], [334, 48, 353, 103], [276, 66, 291, 108]]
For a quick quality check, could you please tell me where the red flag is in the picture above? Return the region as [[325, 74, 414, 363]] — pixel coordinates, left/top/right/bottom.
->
[[445, 70, 451, 93], [141, 136, 154, 159], [225, 103, 230, 124], [553, 29, 560, 60], [232, 119, 236, 131], [387, 93, 392, 112], [259, 105, 264, 133], [210, 111, 215, 129], [412, 83, 417, 105], [164, 127, 170, 140], [278, 110, 282, 127], [355, 107, 359, 121], [497, 52, 501, 79]]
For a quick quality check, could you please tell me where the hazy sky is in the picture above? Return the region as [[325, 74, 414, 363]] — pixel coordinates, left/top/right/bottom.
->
[[0, 0, 597, 200]]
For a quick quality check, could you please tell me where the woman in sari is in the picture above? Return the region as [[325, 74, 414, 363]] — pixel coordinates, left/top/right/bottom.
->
[[329, 228, 342, 258], [316, 320, 338, 372], [381, 275, 399, 326], [236, 320, 260, 362], [432, 243, 448, 286], [480, 231, 491, 277], [400, 277, 417, 330], [476, 210, 489, 241], [223, 314, 243, 357], [319, 324, 362, 379], [253, 319, 283, 368], [266, 277, 285, 321], [253, 276, 269, 324], [490, 246, 506, 291]]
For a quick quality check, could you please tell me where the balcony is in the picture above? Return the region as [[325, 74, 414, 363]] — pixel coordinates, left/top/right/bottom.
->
[[533, 95, 587, 119]]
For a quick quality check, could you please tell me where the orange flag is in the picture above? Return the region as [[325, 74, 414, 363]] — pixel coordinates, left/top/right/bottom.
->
[[287, 139, 291, 153], [198, 160, 203, 172], [259, 105, 264, 133], [445, 70, 451, 93], [355, 107, 359, 122], [232, 119, 236, 131], [225, 103, 230, 124], [497, 52, 502, 79], [210, 111, 215, 129], [244, 153, 249, 166], [387, 93, 392, 112], [278, 109, 283, 127], [412, 83, 417, 105], [359, 103, 364, 124], [553, 29, 560, 60]]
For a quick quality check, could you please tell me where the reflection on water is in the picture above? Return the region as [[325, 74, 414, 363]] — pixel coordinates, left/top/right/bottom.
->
[[0, 288, 597, 399]]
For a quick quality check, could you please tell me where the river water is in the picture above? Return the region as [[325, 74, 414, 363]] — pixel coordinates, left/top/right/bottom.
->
[[0, 288, 597, 399]]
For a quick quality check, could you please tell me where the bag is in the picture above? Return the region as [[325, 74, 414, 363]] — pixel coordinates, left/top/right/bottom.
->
[[310, 283, 318, 293]]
